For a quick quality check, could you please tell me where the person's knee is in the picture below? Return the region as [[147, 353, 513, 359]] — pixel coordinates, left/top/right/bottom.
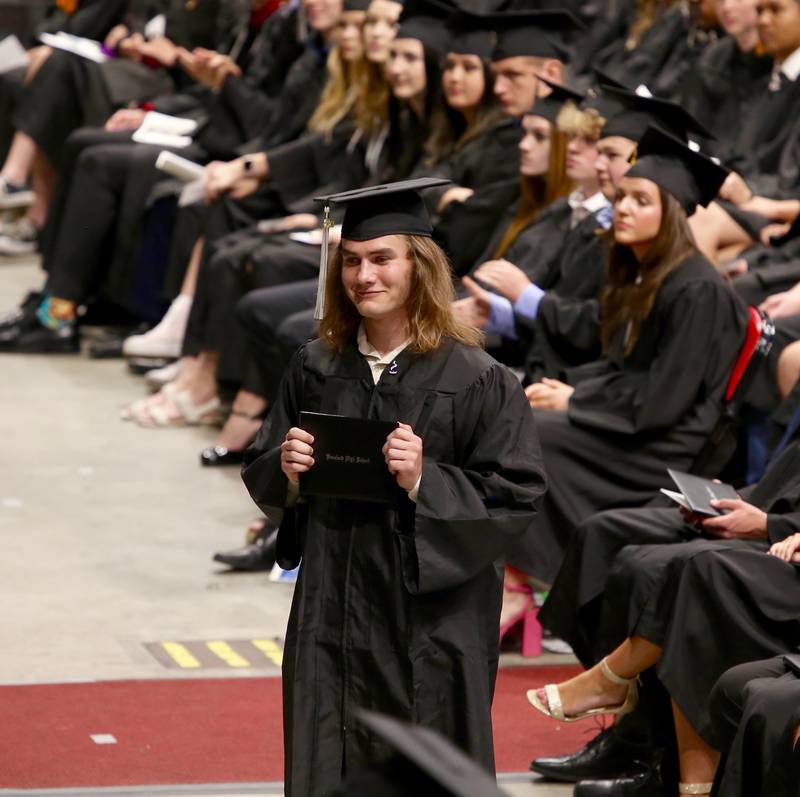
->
[[236, 289, 274, 336], [278, 311, 316, 350]]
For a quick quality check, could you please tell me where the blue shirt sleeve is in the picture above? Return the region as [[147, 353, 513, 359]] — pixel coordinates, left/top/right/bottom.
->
[[514, 283, 546, 322], [486, 292, 518, 339]]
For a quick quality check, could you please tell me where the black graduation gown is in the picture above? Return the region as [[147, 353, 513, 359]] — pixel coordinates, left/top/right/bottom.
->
[[517, 212, 607, 383], [539, 429, 800, 665], [712, 656, 800, 797], [680, 36, 771, 156], [241, 337, 546, 796], [507, 254, 748, 580]]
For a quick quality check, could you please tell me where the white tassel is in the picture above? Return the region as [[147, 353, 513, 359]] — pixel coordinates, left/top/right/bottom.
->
[[314, 204, 333, 321]]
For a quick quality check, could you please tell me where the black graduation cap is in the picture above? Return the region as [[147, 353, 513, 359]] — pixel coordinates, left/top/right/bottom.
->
[[489, 9, 584, 62], [329, 710, 507, 796], [397, 0, 454, 55], [626, 125, 729, 214], [312, 177, 452, 318], [446, 9, 495, 59], [528, 75, 584, 125], [343, 0, 371, 10], [599, 86, 714, 143]]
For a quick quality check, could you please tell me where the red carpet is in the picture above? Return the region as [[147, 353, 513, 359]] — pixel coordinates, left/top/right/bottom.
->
[[0, 666, 600, 788]]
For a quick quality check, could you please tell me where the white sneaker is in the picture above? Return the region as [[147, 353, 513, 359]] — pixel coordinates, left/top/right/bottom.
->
[[122, 294, 192, 359], [0, 177, 34, 210], [0, 215, 37, 255]]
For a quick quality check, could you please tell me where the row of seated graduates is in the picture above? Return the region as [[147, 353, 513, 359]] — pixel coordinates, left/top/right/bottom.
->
[[0, 3, 797, 792], [0, 0, 797, 543]]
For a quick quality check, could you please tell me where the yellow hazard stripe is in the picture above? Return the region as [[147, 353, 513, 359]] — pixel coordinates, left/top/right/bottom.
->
[[207, 640, 250, 667], [252, 638, 283, 666], [162, 641, 201, 669]]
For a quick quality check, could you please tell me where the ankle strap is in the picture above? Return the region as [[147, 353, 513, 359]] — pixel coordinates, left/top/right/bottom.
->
[[599, 657, 636, 686], [679, 783, 713, 794]]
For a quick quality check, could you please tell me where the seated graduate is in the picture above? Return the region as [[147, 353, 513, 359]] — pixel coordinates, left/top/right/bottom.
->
[[528, 530, 800, 796], [710, 642, 800, 797], [503, 126, 747, 591], [241, 178, 546, 795], [529, 387, 800, 793]]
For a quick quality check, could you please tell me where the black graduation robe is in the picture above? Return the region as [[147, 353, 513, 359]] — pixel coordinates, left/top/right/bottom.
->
[[712, 655, 800, 797], [539, 427, 800, 666], [507, 253, 748, 580], [680, 36, 771, 156], [517, 212, 607, 383], [242, 337, 546, 796]]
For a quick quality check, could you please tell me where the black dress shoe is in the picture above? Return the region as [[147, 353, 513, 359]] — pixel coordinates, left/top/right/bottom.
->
[[531, 727, 657, 783], [0, 318, 79, 353], [573, 765, 669, 796], [200, 446, 246, 467], [213, 525, 278, 571]]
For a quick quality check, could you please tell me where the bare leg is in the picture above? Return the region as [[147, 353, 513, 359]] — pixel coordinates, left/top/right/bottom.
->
[[532, 636, 662, 716], [500, 564, 530, 629], [672, 699, 719, 792], [27, 151, 57, 228], [213, 388, 268, 451], [777, 340, 800, 399], [689, 203, 753, 266], [1, 132, 37, 185], [180, 237, 204, 297]]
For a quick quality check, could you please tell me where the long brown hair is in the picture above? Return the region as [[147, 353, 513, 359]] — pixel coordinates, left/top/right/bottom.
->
[[493, 127, 573, 258], [319, 234, 483, 352], [352, 57, 391, 135], [601, 187, 697, 355]]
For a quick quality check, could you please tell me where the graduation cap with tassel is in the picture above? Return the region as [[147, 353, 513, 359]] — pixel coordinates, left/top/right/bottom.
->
[[313, 177, 452, 320]]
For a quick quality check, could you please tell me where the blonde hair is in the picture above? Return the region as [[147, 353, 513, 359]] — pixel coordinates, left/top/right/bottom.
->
[[556, 101, 606, 141], [308, 47, 363, 136], [319, 235, 484, 352], [353, 58, 391, 135]]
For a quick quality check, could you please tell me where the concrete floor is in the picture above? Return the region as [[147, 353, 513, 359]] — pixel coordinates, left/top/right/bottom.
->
[[0, 257, 571, 796]]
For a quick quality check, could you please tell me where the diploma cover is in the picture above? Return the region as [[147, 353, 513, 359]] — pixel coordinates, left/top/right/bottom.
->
[[665, 469, 738, 516], [299, 411, 399, 504]]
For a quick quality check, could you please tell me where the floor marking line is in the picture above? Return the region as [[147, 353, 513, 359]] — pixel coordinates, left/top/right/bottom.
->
[[252, 638, 283, 666], [207, 640, 250, 668], [161, 641, 201, 669]]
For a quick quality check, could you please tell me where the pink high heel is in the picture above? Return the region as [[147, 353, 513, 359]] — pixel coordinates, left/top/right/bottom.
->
[[499, 584, 542, 657]]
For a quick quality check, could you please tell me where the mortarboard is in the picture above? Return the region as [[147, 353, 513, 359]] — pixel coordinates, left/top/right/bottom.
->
[[343, 0, 371, 10], [327, 709, 508, 796], [446, 9, 495, 59], [599, 85, 714, 143], [527, 75, 584, 125], [489, 9, 584, 63], [396, 0, 454, 55], [313, 177, 452, 318], [626, 125, 729, 214]]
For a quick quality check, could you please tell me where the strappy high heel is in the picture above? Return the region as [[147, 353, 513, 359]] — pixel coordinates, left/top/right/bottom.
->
[[526, 656, 639, 722], [499, 583, 542, 657]]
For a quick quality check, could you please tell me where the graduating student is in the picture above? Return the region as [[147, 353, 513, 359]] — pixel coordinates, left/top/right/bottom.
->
[[241, 178, 546, 795], [509, 125, 747, 585]]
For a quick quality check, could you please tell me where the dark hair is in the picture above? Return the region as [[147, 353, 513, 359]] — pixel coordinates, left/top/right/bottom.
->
[[425, 56, 505, 165], [600, 187, 697, 354], [386, 40, 444, 178], [319, 234, 484, 352], [493, 125, 574, 258]]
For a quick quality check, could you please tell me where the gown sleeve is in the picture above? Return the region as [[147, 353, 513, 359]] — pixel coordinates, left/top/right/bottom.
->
[[397, 363, 547, 595], [567, 279, 743, 435]]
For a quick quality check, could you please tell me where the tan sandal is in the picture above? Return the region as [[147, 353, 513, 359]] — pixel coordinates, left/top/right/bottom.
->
[[135, 388, 221, 428], [526, 657, 639, 722]]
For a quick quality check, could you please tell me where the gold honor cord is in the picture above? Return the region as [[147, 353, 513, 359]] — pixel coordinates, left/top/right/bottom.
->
[[314, 204, 333, 320]]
